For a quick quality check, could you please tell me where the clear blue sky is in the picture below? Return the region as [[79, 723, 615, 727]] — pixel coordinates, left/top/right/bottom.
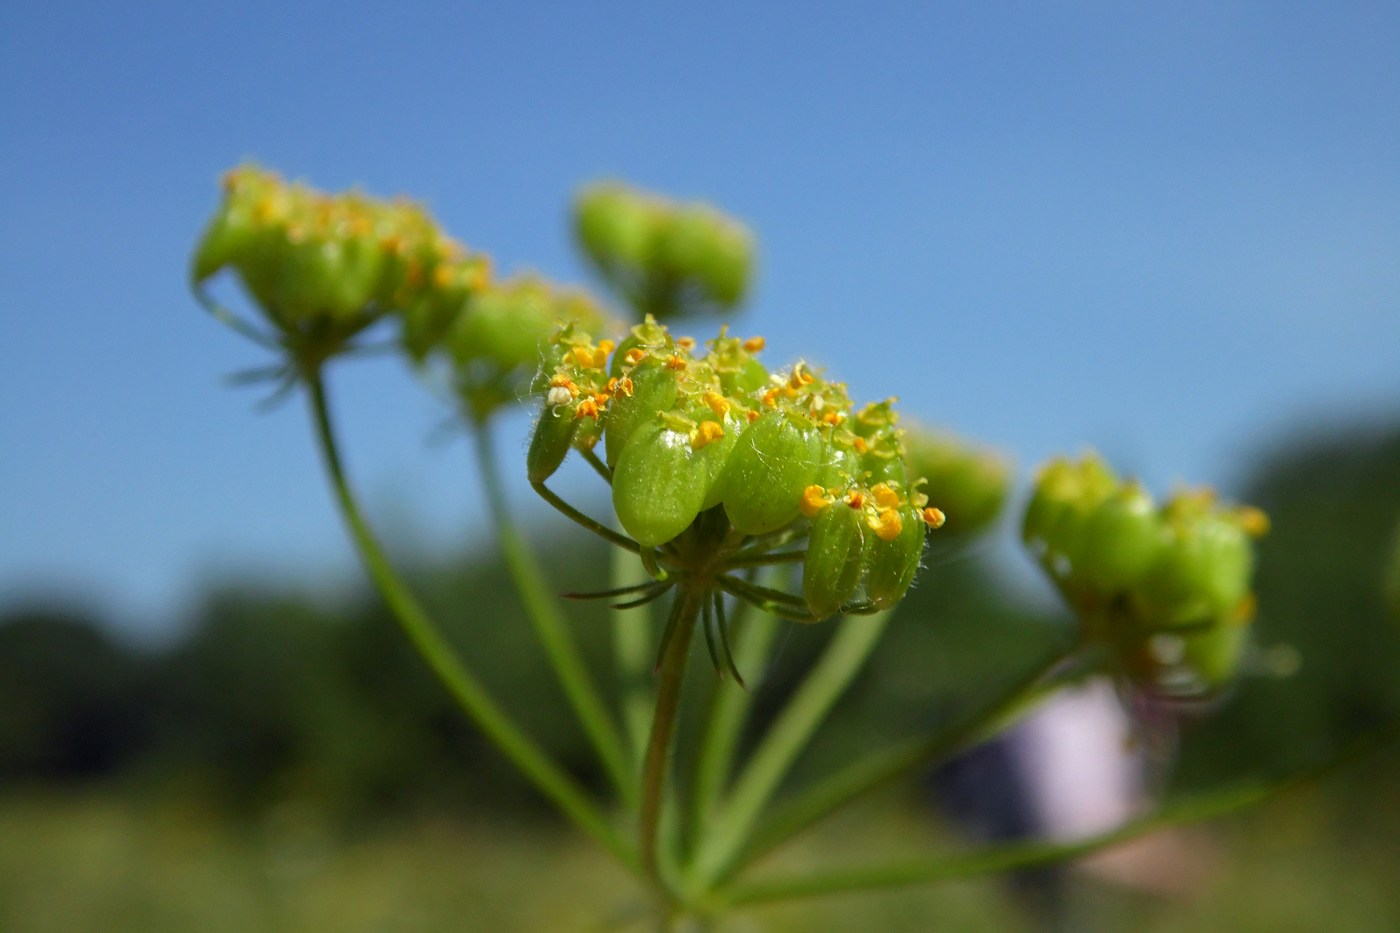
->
[[3, 2, 1398, 637]]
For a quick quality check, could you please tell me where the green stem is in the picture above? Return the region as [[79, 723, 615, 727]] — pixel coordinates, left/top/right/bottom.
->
[[305, 370, 636, 872], [715, 732, 1386, 907], [727, 641, 1080, 882], [532, 480, 641, 553], [689, 586, 781, 850], [640, 588, 703, 891], [614, 544, 656, 770], [470, 416, 634, 806], [685, 611, 893, 892]]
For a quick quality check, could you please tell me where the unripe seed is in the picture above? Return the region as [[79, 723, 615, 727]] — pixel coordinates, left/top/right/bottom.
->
[[527, 405, 580, 484], [604, 364, 678, 466], [612, 421, 708, 547], [803, 502, 867, 621], [1140, 516, 1252, 624], [691, 414, 741, 510], [864, 505, 925, 609], [1080, 486, 1163, 593], [575, 185, 657, 271], [717, 410, 825, 535]]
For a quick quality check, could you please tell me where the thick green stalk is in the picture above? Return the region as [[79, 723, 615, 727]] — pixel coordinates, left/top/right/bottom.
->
[[305, 372, 636, 872], [726, 642, 1079, 881], [714, 736, 1381, 907], [686, 611, 892, 892], [615, 544, 656, 770], [640, 588, 703, 890], [470, 417, 634, 806], [689, 583, 781, 842]]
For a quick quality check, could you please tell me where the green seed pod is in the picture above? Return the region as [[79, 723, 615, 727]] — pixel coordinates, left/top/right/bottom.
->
[[1080, 485, 1163, 593], [1140, 516, 1252, 624], [718, 410, 825, 535], [864, 506, 925, 610], [718, 355, 769, 396], [803, 503, 867, 620], [692, 415, 742, 511], [655, 205, 715, 281], [1022, 472, 1070, 548], [612, 421, 708, 547], [902, 428, 1011, 540], [818, 443, 860, 489], [326, 234, 386, 319], [575, 185, 657, 271], [527, 405, 580, 484], [191, 204, 257, 286], [450, 286, 547, 372], [604, 364, 678, 466], [698, 222, 754, 308], [1181, 620, 1251, 693], [191, 166, 280, 285]]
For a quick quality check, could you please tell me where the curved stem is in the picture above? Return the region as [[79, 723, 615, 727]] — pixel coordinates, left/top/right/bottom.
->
[[685, 610, 893, 892], [532, 480, 641, 553], [726, 640, 1081, 882], [305, 370, 637, 873], [640, 588, 703, 891], [579, 445, 613, 483], [715, 729, 1390, 907], [470, 416, 635, 806]]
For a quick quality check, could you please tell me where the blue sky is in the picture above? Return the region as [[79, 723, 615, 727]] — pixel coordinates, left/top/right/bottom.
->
[[2, 2, 1398, 637]]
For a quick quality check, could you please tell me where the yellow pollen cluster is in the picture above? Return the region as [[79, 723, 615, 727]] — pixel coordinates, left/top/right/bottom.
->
[[742, 336, 766, 352], [566, 340, 613, 369], [703, 391, 730, 417], [800, 484, 832, 518], [922, 507, 946, 529], [871, 483, 900, 509], [693, 420, 726, 449], [605, 376, 635, 398], [1236, 506, 1270, 538], [870, 508, 903, 541]]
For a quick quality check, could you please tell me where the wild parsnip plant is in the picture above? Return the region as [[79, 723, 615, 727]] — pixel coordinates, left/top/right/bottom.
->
[[193, 166, 1335, 927]]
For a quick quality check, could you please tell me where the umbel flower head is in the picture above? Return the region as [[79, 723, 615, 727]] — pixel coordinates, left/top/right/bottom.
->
[[192, 164, 490, 361], [529, 316, 945, 641], [416, 271, 620, 421], [1023, 453, 1269, 699], [573, 182, 755, 320], [192, 165, 611, 423]]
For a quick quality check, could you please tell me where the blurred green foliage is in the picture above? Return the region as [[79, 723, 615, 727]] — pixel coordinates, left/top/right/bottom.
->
[[2, 420, 1398, 874]]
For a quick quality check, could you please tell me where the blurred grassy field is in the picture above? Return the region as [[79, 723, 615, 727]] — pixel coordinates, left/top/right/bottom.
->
[[2, 778, 1396, 932]]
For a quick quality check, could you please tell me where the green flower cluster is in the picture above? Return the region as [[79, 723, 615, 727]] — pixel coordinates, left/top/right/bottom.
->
[[192, 165, 612, 418], [1023, 453, 1269, 698], [192, 165, 489, 348], [529, 316, 945, 622], [574, 182, 755, 319]]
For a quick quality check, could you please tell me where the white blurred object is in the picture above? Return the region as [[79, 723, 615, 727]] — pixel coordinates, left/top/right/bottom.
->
[[1009, 678, 1146, 841], [1006, 677, 1216, 896]]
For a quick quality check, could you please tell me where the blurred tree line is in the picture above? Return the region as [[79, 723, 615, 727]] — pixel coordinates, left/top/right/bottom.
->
[[3, 421, 1398, 825]]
